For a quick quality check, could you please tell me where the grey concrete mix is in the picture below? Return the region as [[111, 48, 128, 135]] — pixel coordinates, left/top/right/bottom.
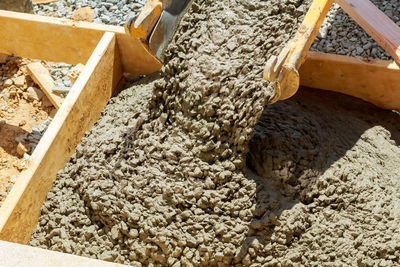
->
[[26, 0, 400, 266]]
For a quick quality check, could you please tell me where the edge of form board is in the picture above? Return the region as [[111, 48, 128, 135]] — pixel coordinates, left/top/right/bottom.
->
[[0, 10, 162, 75], [0, 32, 122, 244], [300, 51, 400, 110], [0, 240, 129, 267]]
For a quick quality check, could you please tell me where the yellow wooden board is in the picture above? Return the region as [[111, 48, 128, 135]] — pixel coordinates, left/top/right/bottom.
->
[[0, 32, 123, 244], [0, 10, 162, 75], [300, 51, 400, 110]]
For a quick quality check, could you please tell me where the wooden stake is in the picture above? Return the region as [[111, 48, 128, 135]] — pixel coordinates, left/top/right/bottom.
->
[[27, 62, 63, 109]]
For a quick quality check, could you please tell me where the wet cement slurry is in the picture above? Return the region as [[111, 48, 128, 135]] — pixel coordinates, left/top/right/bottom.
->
[[30, 0, 400, 266]]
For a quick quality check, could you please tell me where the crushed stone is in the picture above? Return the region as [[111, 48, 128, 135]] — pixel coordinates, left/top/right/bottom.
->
[[312, 1, 400, 60]]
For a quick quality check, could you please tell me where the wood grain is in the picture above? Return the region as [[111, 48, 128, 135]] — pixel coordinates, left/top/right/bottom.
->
[[0, 10, 162, 75], [300, 51, 400, 110], [27, 62, 63, 109], [0, 32, 123, 244]]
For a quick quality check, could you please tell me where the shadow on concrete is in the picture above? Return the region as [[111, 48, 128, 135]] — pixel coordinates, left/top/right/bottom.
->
[[240, 86, 400, 259]]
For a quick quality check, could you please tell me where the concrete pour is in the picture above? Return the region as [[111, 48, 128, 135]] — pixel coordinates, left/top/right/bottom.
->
[[30, 0, 400, 266]]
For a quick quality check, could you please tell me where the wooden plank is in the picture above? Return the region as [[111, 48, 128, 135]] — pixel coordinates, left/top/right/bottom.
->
[[33, 0, 59, 4], [0, 32, 123, 244], [0, 10, 162, 75], [0, 240, 129, 267], [300, 51, 400, 110], [27, 62, 63, 109], [336, 0, 400, 66]]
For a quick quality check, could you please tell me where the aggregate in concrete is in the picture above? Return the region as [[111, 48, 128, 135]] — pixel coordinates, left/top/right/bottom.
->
[[29, 0, 400, 266]]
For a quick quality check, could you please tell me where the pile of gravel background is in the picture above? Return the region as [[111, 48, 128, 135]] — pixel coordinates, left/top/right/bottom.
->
[[33, 0, 145, 26], [30, 0, 315, 266], [32, 0, 400, 61], [311, 1, 399, 60]]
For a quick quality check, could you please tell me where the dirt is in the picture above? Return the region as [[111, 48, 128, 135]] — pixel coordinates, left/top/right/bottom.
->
[[29, 0, 400, 266], [71, 6, 94, 22], [0, 57, 55, 203]]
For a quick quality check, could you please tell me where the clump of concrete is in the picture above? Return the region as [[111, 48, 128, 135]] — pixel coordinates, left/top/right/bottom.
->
[[29, 0, 400, 266]]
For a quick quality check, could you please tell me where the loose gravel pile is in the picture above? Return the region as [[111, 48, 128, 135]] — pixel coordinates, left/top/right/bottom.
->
[[312, 1, 400, 60], [34, 0, 145, 26], [30, 0, 315, 265]]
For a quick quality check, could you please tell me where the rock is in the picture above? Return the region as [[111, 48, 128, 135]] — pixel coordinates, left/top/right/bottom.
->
[[27, 86, 44, 101], [13, 76, 26, 88], [17, 142, 30, 157], [67, 63, 85, 85], [71, 7, 95, 22], [3, 79, 13, 87]]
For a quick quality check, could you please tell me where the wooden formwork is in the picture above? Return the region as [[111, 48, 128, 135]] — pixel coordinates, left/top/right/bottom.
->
[[0, 5, 399, 266]]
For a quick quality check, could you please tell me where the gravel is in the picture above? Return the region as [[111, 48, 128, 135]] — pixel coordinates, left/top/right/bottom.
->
[[311, 1, 400, 60], [33, 0, 146, 26], [47, 63, 73, 96], [34, 0, 148, 96]]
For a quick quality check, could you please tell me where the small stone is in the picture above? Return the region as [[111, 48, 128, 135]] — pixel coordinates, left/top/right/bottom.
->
[[71, 6, 95, 22], [17, 142, 30, 157], [3, 79, 13, 87], [13, 76, 26, 87], [10, 176, 17, 183], [27, 87, 44, 101], [6, 184, 13, 192], [15, 136, 25, 142]]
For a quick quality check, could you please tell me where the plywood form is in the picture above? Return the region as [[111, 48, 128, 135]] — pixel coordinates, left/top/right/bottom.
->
[[0, 32, 123, 244], [0, 10, 162, 75], [300, 51, 400, 110]]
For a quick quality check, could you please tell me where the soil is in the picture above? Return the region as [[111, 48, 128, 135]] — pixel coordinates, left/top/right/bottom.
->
[[29, 0, 400, 266], [0, 57, 55, 203]]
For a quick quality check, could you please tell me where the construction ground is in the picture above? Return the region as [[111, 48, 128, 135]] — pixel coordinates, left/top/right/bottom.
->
[[0, 0, 399, 266]]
